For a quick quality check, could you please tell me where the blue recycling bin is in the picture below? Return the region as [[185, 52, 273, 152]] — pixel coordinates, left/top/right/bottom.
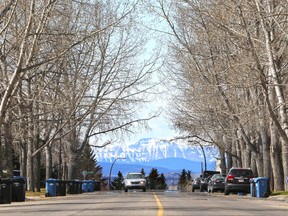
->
[[87, 180, 95, 192], [45, 178, 57, 197], [250, 178, 256, 197], [82, 180, 89, 192], [254, 177, 270, 198]]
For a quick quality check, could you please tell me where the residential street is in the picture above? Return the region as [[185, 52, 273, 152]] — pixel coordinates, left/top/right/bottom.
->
[[0, 191, 288, 216]]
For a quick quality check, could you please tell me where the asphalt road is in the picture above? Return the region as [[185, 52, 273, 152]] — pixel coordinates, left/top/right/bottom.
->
[[0, 191, 288, 216]]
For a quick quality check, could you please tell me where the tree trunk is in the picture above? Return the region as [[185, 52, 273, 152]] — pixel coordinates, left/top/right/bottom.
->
[[45, 145, 52, 179], [68, 152, 77, 180], [270, 120, 284, 191], [27, 139, 34, 191], [4, 119, 13, 176], [58, 142, 62, 179], [20, 142, 27, 177], [255, 136, 263, 177], [33, 149, 41, 192], [255, 0, 288, 190], [259, 113, 271, 178], [219, 147, 226, 174]]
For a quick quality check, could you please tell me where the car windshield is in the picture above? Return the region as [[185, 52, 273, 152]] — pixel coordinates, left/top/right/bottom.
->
[[127, 173, 144, 179], [230, 169, 253, 177], [212, 174, 225, 179]]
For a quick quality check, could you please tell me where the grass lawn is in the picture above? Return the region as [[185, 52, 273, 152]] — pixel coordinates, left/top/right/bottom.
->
[[271, 191, 288, 196], [26, 188, 46, 196]]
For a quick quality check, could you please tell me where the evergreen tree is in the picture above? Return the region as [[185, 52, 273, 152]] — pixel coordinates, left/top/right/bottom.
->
[[140, 168, 145, 176], [158, 173, 167, 190], [76, 142, 102, 180], [111, 171, 124, 190], [179, 169, 187, 190], [148, 168, 159, 189], [187, 170, 192, 181], [147, 168, 167, 190]]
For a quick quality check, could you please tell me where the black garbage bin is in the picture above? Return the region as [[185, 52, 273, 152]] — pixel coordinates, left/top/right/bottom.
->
[[67, 180, 77, 194], [56, 180, 67, 196], [94, 180, 101, 191], [0, 178, 12, 204], [76, 180, 82, 194], [11, 177, 26, 202]]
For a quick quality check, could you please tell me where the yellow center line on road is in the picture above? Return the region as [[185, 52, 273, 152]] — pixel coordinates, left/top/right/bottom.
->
[[153, 192, 163, 216]]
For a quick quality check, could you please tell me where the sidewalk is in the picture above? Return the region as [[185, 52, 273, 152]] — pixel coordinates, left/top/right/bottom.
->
[[25, 195, 46, 201], [268, 195, 288, 202]]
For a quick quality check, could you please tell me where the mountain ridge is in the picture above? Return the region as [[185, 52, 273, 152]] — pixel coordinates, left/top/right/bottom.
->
[[95, 138, 217, 163], [96, 138, 218, 177]]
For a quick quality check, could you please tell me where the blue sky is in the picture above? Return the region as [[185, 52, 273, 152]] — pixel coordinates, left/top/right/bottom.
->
[[126, 12, 180, 145], [98, 2, 179, 147], [127, 106, 179, 145]]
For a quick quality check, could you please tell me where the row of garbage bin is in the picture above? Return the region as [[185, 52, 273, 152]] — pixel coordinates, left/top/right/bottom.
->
[[0, 177, 26, 204], [45, 179, 100, 197], [250, 177, 270, 198]]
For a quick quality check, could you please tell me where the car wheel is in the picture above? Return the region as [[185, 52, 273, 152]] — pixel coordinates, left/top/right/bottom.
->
[[143, 188, 146, 192], [124, 188, 128, 192], [211, 188, 214, 193], [224, 188, 230, 195], [192, 187, 195, 192]]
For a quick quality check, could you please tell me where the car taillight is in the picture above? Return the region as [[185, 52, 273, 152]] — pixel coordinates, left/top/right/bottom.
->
[[227, 174, 234, 181]]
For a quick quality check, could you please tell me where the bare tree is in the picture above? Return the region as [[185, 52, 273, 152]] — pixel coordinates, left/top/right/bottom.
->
[[0, 0, 160, 191], [148, 0, 288, 191]]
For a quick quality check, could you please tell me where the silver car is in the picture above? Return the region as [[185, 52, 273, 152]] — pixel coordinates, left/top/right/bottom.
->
[[124, 172, 146, 192]]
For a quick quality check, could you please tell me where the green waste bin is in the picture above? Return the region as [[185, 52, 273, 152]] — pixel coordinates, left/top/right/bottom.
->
[[11, 177, 26, 202], [0, 178, 12, 204]]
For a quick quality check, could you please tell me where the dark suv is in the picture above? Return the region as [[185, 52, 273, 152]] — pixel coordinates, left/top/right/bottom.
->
[[224, 168, 254, 195]]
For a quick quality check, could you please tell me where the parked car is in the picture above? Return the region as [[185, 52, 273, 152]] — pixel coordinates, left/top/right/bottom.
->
[[200, 177, 210, 192], [123, 172, 146, 192], [192, 177, 201, 192], [224, 168, 254, 195], [207, 174, 226, 193], [200, 170, 220, 192]]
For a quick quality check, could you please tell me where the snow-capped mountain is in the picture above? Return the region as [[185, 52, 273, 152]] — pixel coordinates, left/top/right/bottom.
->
[[95, 138, 217, 163], [96, 138, 218, 177]]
